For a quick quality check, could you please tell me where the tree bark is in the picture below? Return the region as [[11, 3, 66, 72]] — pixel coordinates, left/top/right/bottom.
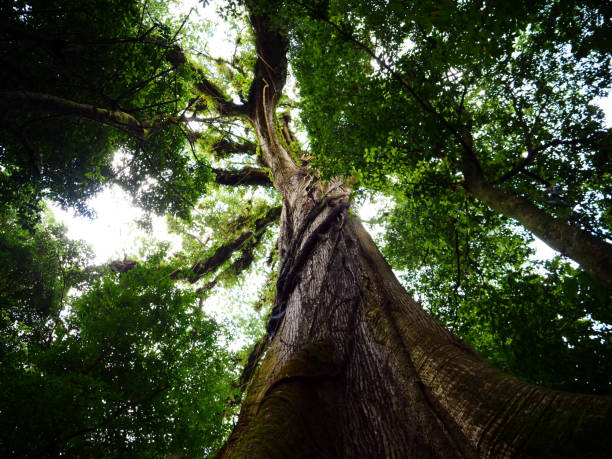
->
[[218, 185, 612, 458], [214, 9, 612, 458], [212, 167, 272, 187]]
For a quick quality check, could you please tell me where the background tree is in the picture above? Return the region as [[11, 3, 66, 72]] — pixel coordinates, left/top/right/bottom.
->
[[291, 0, 612, 287], [0, 0, 214, 225], [0, 208, 235, 458]]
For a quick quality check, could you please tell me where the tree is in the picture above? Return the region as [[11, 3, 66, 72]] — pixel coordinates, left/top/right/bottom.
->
[[0, 209, 235, 458], [292, 0, 612, 288], [1, 0, 611, 457], [0, 0, 219, 225], [212, 5, 612, 457]]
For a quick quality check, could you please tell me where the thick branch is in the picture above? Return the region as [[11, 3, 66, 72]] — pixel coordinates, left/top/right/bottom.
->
[[246, 13, 289, 116], [197, 231, 265, 295], [212, 167, 271, 187], [211, 138, 257, 157], [245, 9, 301, 196], [0, 90, 148, 137], [171, 206, 281, 283], [193, 74, 249, 117], [165, 46, 248, 117]]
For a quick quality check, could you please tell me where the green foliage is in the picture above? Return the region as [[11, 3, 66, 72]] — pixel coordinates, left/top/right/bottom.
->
[[2, 5, 612, 458], [382, 187, 612, 394], [0, 213, 235, 457], [169, 186, 280, 293], [0, 208, 92, 330], [291, 0, 611, 235], [462, 261, 612, 394], [0, 4, 279, 453], [0, 0, 213, 224]]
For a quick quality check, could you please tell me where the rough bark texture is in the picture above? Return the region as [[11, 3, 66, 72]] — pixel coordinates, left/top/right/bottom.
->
[[214, 9, 612, 458], [218, 189, 612, 458]]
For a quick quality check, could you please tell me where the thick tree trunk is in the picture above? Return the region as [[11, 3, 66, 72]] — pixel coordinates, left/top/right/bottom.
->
[[214, 11, 612, 458], [217, 182, 612, 458]]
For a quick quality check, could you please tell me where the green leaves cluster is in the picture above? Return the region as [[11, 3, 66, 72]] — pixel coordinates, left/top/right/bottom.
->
[[2, 3, 612, 456], [0, 0, 213, 224], [291, 0, 611, 232], [0, 210, 235, 457]]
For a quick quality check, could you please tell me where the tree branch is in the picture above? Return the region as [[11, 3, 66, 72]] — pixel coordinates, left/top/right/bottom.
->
[[496, 138, 596, 184], [211, 138, 257, 157], [196, 230, 265, 295], [0, 90, 148, 138], [212, 167, 271, 187], [193, 72, 249, 116], [164, 46, 249, 117], [171, 206, 281, 283], [245, 12, 289, 117]]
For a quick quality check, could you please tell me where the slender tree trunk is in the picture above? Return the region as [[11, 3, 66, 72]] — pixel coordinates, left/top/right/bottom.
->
[[468, 180, 612, 289], [215, 11, 612, 458], [460, 146, 612, 290]]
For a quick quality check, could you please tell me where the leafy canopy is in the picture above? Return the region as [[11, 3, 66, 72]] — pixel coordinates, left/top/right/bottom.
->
[[0, 209, 236, 457], [1, 1, 612, 456], [0, 0, 213, 225]]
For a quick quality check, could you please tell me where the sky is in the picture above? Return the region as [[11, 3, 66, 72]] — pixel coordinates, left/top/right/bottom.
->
[[50, 1, 612, 266]]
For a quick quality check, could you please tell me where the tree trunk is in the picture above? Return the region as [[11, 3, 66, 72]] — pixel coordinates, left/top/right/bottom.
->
[[460, 145, 612, 290], [214, 12, 612, 458], [217, 184, 612, 458]]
